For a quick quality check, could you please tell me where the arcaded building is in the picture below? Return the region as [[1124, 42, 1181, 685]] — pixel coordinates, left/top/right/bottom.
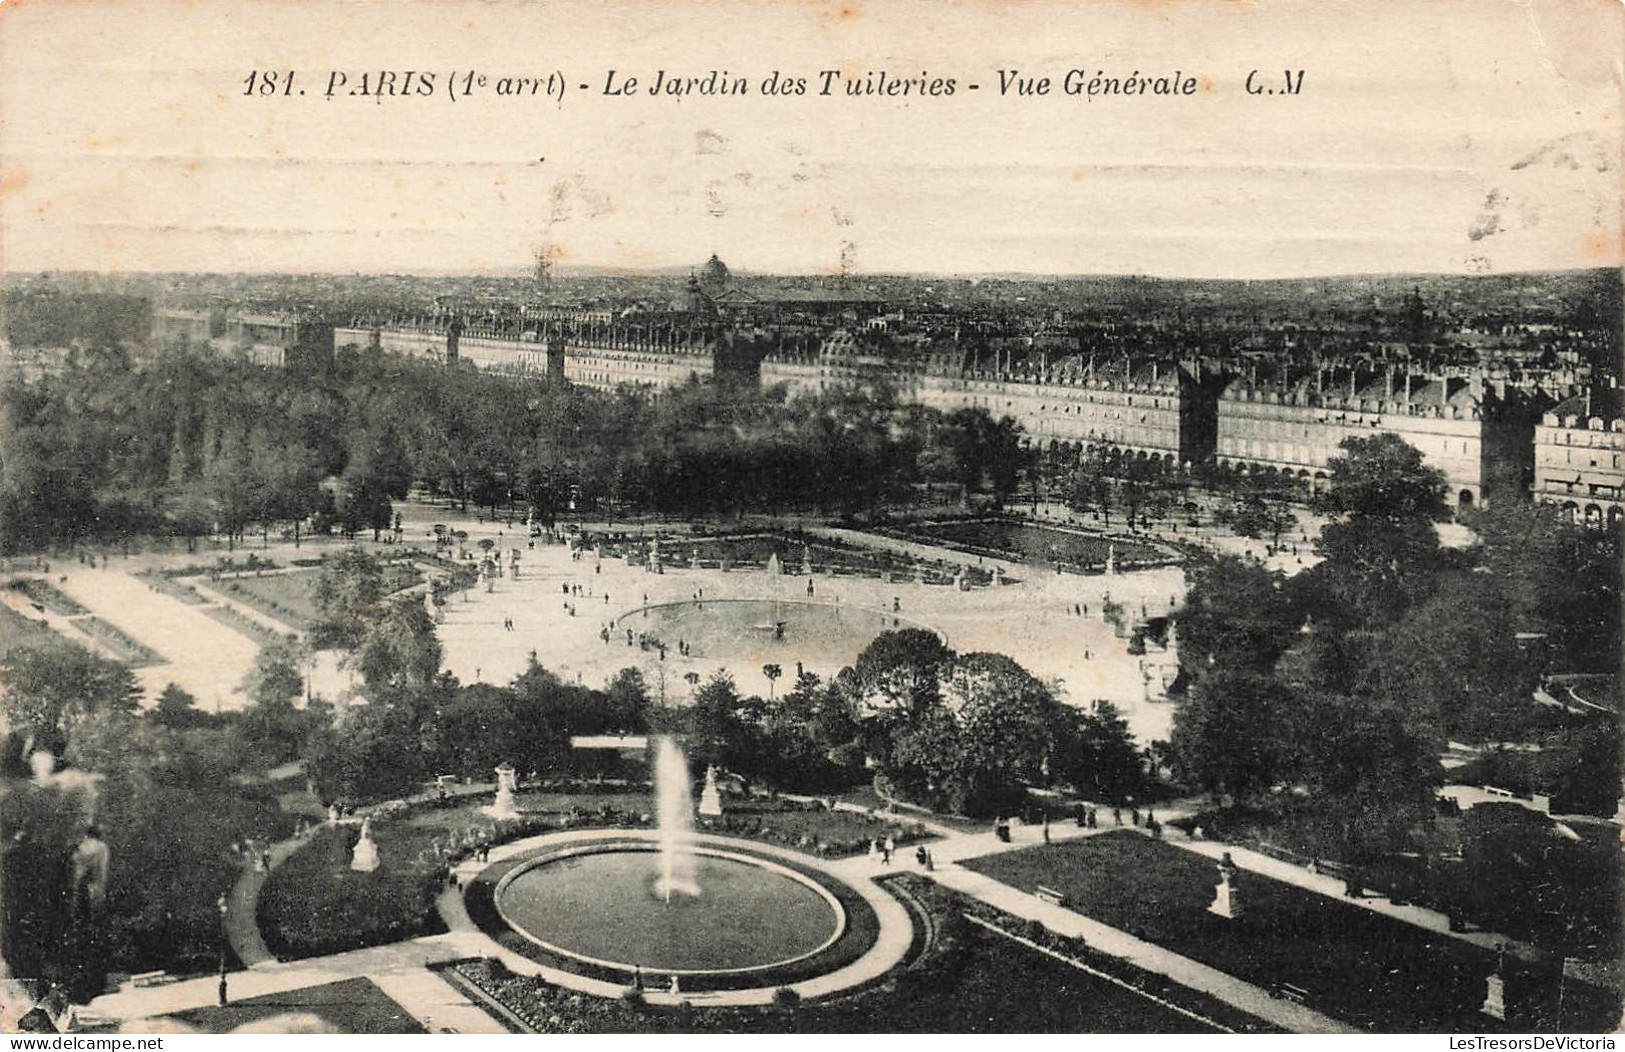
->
[[1533, 385, 1624, 528], [1214, 366, 1533, 507], [918, 353, 1220, 470]]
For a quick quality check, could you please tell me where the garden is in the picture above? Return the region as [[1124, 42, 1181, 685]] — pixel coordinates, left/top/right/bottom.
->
[[439, 874, 1273, 1033], [881, 517, 1171, 574], [256, 789, 932, 964], [960, 830, 1617, 1031], [203, 560, 420, 632]]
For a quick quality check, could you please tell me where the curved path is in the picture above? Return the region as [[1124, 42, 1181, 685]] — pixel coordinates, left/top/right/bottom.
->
[[223, 837, 305, 969], [438, 827, 915, 1007]]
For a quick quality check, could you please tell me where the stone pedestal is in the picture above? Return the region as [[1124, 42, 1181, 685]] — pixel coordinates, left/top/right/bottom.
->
[[1481, 973, 1506, 1021]]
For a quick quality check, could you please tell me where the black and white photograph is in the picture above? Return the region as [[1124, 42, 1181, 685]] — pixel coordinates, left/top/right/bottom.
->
[[0, 0, 1621, 1038]]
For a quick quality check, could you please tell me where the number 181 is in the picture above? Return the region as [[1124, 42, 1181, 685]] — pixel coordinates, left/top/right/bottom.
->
[[243, 71, 296, 96]]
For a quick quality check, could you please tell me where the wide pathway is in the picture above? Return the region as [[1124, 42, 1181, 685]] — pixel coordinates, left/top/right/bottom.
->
[[87, 933, 507, 1034], [52, 563, 260, 712]]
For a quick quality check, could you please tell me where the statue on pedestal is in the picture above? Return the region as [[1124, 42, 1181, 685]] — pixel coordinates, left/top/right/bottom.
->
[[697, 765, 724, 816], [488, 763, 519, 818], [1105, 543, 1117, 576], [350, 817, 380, 873], [1481, 945, 1508, 1021], [1208, 851, 1243, 919]]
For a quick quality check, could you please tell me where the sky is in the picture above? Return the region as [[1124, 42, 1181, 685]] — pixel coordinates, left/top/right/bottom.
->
[[0, 0, 1621, 279]]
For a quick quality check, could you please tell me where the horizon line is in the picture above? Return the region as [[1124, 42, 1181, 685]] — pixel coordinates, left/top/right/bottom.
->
[[4, 264, 1621, 284]]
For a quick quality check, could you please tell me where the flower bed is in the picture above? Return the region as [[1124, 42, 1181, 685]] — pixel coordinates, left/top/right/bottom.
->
[[74, 616, 164, 668], [5, 576, 88, 616], [134, 570, 210, 605], [196, 602, 296, 647]]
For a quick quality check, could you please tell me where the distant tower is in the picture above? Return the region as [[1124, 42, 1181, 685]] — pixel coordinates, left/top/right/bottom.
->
[[533, 246, 553, 294]]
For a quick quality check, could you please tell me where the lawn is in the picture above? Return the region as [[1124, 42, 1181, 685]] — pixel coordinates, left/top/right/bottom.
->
[[894, 519, 1168, 571], [213, 563, 421, 631], [196, 602, 296, 647], [257, 822, 450, 960], [961, 831, 1521, 1032], [678, 532, 927, 579], [210, 571, 326, 630], [0, 603, 66, 659], [170, 977, 426, 1034]]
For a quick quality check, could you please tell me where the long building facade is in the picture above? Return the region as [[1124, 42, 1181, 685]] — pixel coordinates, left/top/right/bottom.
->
[[1533, 385, 1624, 528], [1212, 366, 1541, 507]]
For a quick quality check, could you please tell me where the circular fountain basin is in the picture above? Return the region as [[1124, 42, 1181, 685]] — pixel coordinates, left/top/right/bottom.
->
[[495, 844, 846, 976]]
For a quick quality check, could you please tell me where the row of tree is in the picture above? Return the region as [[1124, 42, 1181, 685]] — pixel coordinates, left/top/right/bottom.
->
[[0, 341, 1029, 555]]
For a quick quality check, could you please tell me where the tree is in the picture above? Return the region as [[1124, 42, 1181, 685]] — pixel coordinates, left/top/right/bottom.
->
[[602, 667, 651, 733], [1053, 700, 1143, 802], [1295, 689, 1441, 855], [0, 645, 142, 751], [1306, 433, 1449, 626], [1169, 668, 1296, 803], [355, 597, 442, 705], [242, 638, 306, 709], [1222, 491, 1297, 547], [313, 546, 386, 648], [304, 700, 428, 804], [762, 663, 782, 700], [847, 629, 953, 715], [1468, 499, 1621, 674], [1378, 572, 1540, 742], [239, 640, 311, 763], [686, 671, 762, 777], [947, 653, 1060, 814], [1178, 555, 1301, 678], [434, 683, 522, 779], [150, 683, 206, 729]]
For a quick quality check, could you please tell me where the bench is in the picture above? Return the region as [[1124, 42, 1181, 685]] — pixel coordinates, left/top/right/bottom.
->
[[1275, 982, 1309, 1005], [131, 970, 168, 989], [1034, 885, 1068, 907]]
